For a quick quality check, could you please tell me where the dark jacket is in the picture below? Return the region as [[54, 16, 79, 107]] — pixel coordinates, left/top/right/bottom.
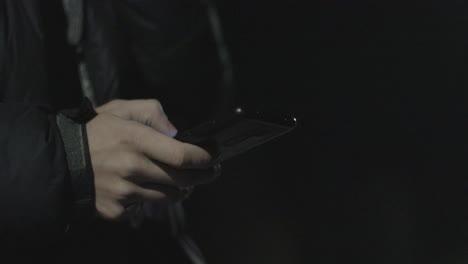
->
[[0, 0, 229, 252]]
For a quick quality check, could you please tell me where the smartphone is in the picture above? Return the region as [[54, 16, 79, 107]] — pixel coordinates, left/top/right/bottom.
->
[[175, 107, 297, 163]]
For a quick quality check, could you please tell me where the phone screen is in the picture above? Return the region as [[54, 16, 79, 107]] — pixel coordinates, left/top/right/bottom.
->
[[175, 107, 297, 163]]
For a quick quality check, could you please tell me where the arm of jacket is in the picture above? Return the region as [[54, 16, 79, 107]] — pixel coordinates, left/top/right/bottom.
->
[[0, 100, 96, 249]]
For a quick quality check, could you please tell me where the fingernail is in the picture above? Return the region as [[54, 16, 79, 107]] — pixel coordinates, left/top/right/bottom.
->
[[161, 113, 178, 137], [158, 103, 177, 137], [159, 103, 166, 114], [167, 121, 178, 138]]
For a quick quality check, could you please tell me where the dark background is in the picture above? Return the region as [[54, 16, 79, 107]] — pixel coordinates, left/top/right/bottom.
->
[[47, 1, 468, 264], [184, 1, 468, 264]]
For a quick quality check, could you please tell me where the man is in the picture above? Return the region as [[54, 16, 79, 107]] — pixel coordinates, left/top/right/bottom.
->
[[0, 0, 231, 261]]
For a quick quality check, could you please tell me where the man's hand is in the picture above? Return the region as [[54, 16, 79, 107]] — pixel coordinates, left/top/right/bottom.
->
[[86, 99, 219, 220], [95, 99, 178, 138]]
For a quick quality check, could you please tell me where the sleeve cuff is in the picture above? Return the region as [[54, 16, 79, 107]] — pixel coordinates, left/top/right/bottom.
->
[[56, 97, 97, 224]]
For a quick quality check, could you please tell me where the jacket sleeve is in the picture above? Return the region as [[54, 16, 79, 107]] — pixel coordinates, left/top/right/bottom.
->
[[0, 99, 96, 248]]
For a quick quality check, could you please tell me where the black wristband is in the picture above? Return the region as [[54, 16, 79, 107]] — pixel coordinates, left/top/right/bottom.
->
[[56, 97, 97, 224]]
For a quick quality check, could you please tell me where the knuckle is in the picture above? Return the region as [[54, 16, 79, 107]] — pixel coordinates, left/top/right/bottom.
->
[[95, 112, 112, 124], [114, 181, 133, 198], [146, 99, 162, 113], [120, 154, 141, 176], [170, 148, 187, 169], [148, 100, 164, 122], [118, 122, 141, 146]]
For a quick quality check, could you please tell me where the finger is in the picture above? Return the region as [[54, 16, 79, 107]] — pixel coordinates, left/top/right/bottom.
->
[[98, 99, 178, 137], [132, 182, 185, 203], [128, 99, 177, 137], [113, 151, 179, 187], [131, 125, 213, 169], [97, 201, 125, 221]]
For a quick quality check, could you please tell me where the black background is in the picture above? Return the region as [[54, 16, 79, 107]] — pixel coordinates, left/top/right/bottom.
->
[[38, 1, 468, 263], [183, 1, 468, 264]]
